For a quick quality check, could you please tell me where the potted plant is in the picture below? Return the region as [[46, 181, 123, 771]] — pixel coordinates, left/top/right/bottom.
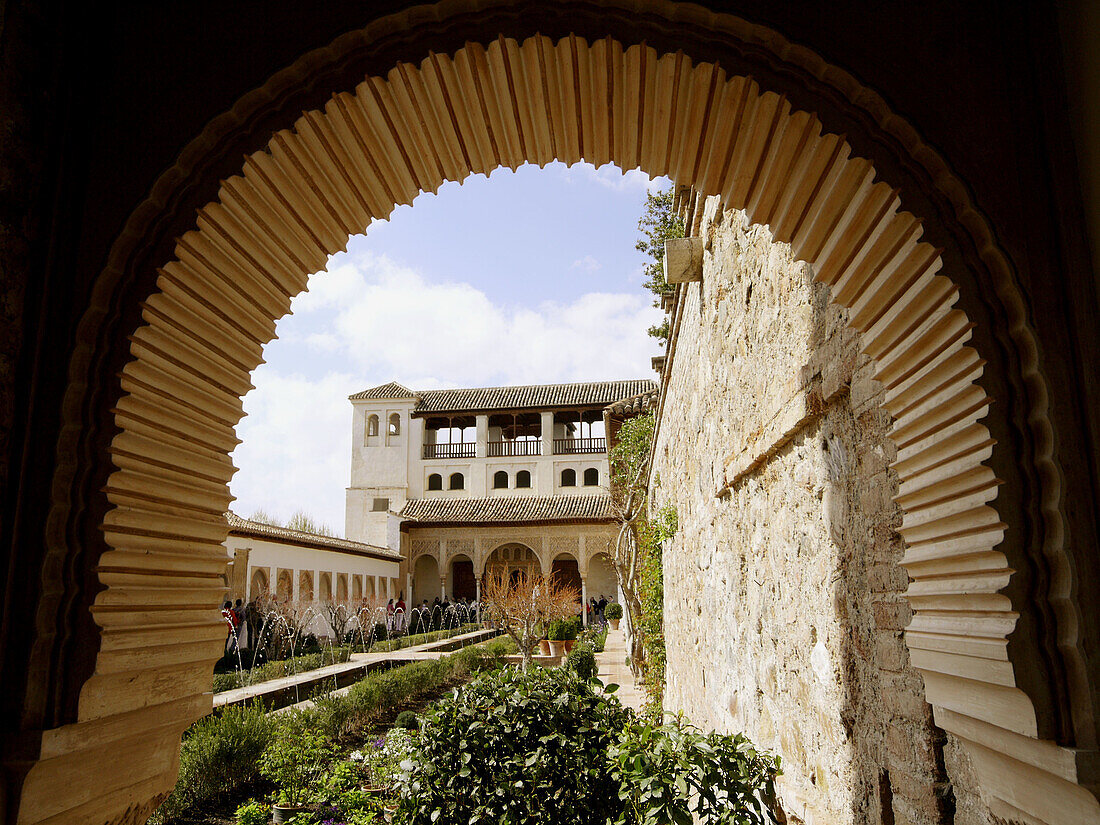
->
[[562, 617, 581, 652], [547, 619, 568, 656], [259, 711, 334, 822], [605, 602, 623, 630], [536, 621, 552, 656]]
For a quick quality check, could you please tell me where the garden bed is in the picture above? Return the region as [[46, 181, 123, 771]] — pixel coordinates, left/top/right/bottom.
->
[[152, 637, 516, 825]]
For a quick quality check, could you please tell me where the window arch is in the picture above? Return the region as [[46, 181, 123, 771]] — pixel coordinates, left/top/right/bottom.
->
[[427, 473, 442, 491], [583, 468, 599, 486], [367, 414, 379, 437], [493, 470, 509, 489], [516, 470, 531, 488], [449, 472, 465, 490], [560, 468, 576, 487], [388, 413, 401, 436]]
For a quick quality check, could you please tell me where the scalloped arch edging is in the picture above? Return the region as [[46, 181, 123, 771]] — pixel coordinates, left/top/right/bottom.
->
[[19, 25, 1098, 825]]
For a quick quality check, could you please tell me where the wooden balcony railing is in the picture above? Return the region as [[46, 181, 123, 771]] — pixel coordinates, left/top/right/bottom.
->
[[488, 440, 543, 457], [422, 443, 476, 459], [553, 437, 606, 454]]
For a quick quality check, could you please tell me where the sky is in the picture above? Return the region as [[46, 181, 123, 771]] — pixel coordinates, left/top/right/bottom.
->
[[229, 161, 668, 533]]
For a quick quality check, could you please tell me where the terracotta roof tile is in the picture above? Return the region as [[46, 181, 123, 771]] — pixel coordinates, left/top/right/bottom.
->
[[410, 379, 656, 415], [399, 495, 616, 524], [225, 512, 402, 560], [348, 382, 416, 401], [604, 388, 660, 417]]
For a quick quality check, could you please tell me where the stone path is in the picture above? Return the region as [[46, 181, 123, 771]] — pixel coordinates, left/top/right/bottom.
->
[[596, 627, 646, 711]]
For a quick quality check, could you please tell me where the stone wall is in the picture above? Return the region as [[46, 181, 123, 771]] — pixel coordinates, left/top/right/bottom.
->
[[652, 201, 994, 825]]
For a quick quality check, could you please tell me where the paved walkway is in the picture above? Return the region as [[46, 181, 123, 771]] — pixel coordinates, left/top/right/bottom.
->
[[595, 627, 646, 711]]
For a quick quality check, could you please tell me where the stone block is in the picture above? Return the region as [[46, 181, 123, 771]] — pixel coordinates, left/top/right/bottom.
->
[[664, 236, 704, 283]]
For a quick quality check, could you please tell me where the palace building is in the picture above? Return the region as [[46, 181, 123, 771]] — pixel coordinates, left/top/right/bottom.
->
[[344, 379, 656, 615]]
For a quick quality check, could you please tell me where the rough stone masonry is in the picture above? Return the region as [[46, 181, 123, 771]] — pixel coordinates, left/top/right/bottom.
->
[[652, 199, 999, 825]]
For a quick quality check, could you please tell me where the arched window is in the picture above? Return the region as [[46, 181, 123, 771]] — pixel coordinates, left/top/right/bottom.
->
[[427, 473, 443, 490], [516, 470, 531, 488], [367, 414, 379, 437], [493, 470, 509, 489], [583, 468, 599, 486], [388, 413, 401, 436], [449, 472, 465, 490], [560, 468, 576, 487]]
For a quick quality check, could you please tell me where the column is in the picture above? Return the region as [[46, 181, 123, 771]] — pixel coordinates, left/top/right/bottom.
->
[[540, 411, 554, 456], [581, 575, 588, 627], [440, 577, 447, 600], [475, 414, 488, 458], [475, 577, 481, 622]]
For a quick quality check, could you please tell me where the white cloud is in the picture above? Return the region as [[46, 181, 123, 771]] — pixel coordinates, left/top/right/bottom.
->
[[570, 255, 601, 272], [230, 369, 357, 533], [231, 248, 664, 534], [555, 161, 671, 194]]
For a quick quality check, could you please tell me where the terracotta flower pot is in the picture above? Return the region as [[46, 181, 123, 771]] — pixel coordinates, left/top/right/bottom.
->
[[609, 618, 620, 630], [539, 639, 551, 656], [548, 640, 566, 656], [563, 639, 576, 653]]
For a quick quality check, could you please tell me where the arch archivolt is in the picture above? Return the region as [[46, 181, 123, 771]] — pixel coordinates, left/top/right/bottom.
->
[[22, 20, 1084, 825]]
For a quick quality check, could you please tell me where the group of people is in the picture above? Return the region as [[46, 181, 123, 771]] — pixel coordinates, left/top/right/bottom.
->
[[587, 595, 611, 623], [384, 595, 480, 634]]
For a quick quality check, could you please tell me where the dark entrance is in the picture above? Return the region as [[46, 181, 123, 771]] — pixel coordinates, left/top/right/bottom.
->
[[451, 558, 475, 601]]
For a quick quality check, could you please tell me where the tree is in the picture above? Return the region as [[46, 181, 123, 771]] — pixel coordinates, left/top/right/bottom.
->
[[636, 188, 684, 341], [481, 572, 579, 671], [249, 508, 281, 526], [608, 412, 655, 678], [286, 510, 335, 537], [320, 599, 356, 643]]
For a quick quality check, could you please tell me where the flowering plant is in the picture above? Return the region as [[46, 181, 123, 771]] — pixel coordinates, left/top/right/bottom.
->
[[362, 727, 417, 790]]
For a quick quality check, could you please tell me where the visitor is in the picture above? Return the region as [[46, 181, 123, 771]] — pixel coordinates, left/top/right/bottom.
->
[[597, 595, 607, 617], [386, 598, 395, 633], [232, 599, 245, 648], [395, 593, 406, 633]]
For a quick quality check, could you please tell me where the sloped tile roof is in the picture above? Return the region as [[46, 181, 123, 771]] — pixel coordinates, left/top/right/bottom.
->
[[348, 382, 416, 401], [604, 388, 660, 417], [411, 379, 657, 415], [399, 495, 616, 525], [225, 512, 402, 560]]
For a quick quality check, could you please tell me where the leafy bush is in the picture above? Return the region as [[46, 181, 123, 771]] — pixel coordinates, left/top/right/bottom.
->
[[394, 710, 419, 730], [234, 799, 268, 825], [259, 710, 336, 806], [609, 715, 780, 825], [151, 701, 275, 823], [395, 666, 632, 825], [566, 642, 598, 680], [605, 603, 623, 620], [373, 622, 388, 642], [547, 617, 580, 641]]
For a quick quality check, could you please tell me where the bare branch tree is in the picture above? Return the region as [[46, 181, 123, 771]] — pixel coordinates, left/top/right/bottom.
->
[[607, 411, 655, 679], [481, 572, 579, 670]]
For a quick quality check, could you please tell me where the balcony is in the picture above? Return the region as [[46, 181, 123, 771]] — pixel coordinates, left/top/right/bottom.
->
[[553, 437, 606, 455], [488, 440, 543, 457], [422, 443, 476, 459]]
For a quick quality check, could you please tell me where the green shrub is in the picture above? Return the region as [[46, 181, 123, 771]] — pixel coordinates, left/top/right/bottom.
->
[[566, 642, 598, 680], [547, 618, 578, 641], [234, 799, 268, 825], [394, 710, 419, 730], [151, 700, 275, 823], [373, 622, 388, 642], [609, 714, 781, 825], [605, 603, 623, 620], [395, 666, 632, 825], [259, 710, 336, 806]]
